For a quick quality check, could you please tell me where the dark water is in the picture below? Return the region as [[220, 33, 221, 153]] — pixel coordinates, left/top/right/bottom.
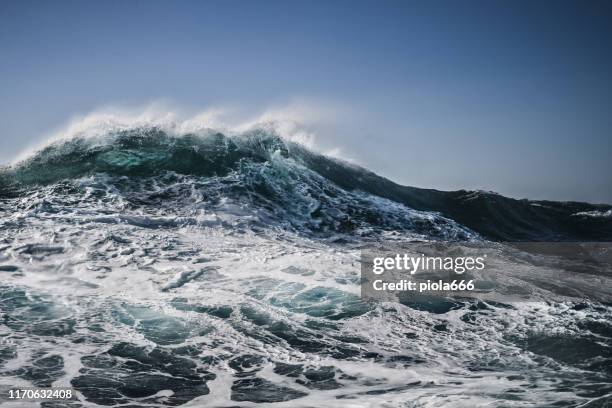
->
[[0, 128, 611, 407]]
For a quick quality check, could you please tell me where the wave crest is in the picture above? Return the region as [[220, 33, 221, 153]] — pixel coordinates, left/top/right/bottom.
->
[[7, 127, 297, 184]]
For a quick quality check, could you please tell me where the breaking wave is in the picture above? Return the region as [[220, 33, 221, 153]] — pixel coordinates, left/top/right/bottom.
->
[[0, 128, 476, 239], [0, 123, 611, 407]]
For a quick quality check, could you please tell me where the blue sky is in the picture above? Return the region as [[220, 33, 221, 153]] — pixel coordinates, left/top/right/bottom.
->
[[1, 0, 611, 203]]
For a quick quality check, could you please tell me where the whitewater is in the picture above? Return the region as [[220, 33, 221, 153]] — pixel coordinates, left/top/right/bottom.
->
[[0, 119, 611, 407]]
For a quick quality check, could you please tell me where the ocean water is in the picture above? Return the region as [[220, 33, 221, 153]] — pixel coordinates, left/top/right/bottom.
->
[[0, 128, 611, 407]]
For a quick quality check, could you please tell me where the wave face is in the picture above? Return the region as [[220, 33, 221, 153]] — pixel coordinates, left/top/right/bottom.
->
[[0, 127, 611, 407], [0, 129, 478, 239], [4, 127, 611, 241]]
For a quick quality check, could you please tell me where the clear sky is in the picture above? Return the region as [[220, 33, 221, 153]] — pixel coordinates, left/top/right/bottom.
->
[[1, 0, 611, 203]]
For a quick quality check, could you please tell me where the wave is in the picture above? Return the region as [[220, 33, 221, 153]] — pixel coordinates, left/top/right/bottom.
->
[[573, 209, 612, 218], [0, 128, 474, 240], [1, 124, 611, 407], [1, 126, 611, 241]]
